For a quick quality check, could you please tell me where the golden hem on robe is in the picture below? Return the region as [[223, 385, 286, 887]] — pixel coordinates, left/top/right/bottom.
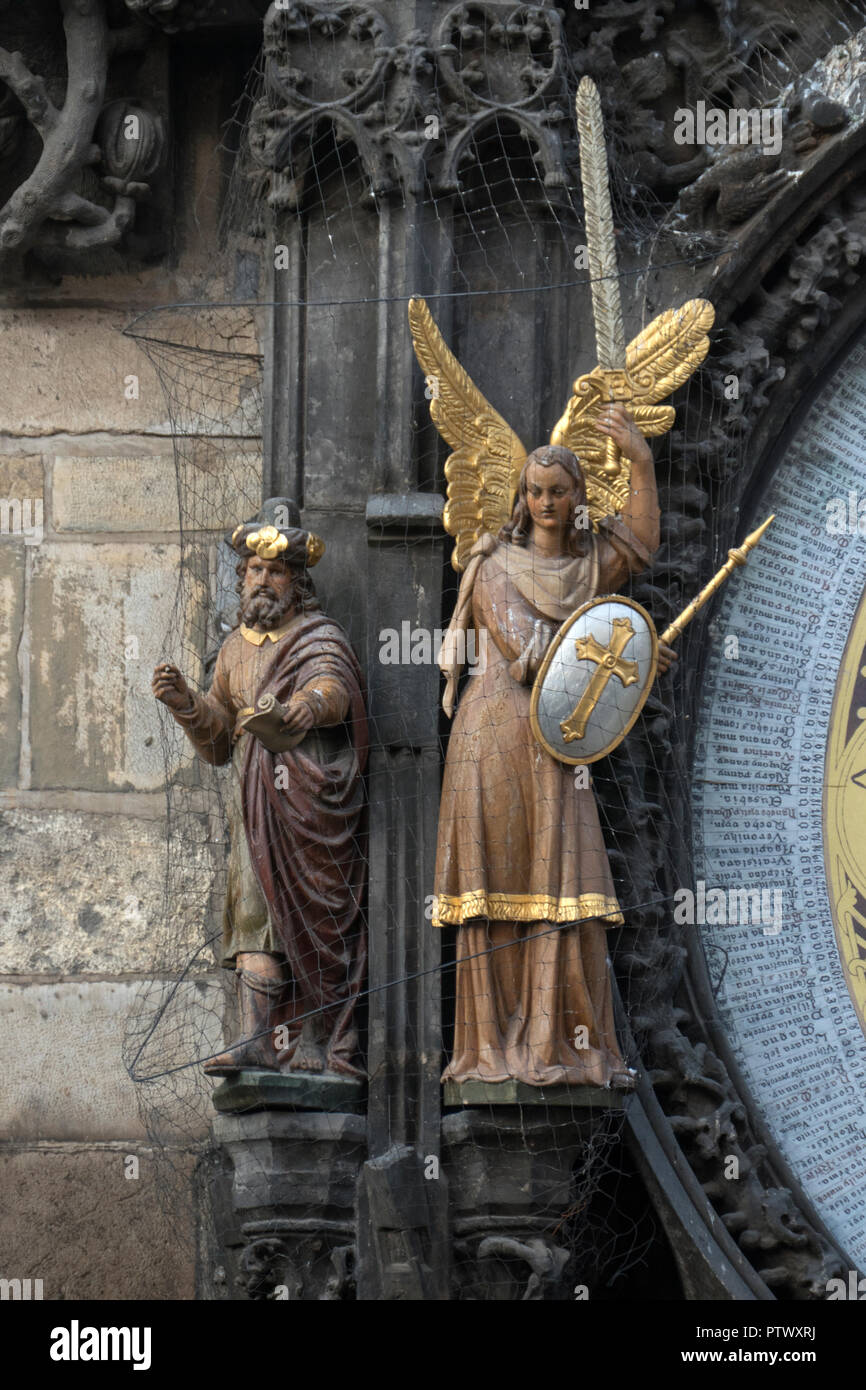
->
[[432, 890, 624, 928]]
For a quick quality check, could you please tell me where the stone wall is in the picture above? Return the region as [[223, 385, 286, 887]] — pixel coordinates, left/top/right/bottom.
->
[[0, 60, 259, 1300]]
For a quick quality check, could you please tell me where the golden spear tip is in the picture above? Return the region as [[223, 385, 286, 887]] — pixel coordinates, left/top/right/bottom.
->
[[746, 514, 775, 546], [658, 513, 775, 647]]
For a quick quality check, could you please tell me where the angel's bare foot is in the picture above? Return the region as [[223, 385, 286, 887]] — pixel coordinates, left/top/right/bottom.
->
[[326, 1049, 366, 1079], [609, 1067, 637, 1091]]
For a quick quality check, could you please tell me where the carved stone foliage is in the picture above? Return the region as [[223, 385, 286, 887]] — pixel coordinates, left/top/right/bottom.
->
[[648, 1016, 845, 1296], [237, 1226, 357, 1300], [0, 0, 168, 279], [122, 0, 216, 30], [247, 0, 572, 205], [563, 0, 857, 228]]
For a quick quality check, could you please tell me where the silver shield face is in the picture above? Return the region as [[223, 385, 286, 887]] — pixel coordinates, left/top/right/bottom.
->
[[530, 596, 659, 764]]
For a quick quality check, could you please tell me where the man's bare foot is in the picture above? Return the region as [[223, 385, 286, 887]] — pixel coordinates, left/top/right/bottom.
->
[[203, 1035, 277, 1076]]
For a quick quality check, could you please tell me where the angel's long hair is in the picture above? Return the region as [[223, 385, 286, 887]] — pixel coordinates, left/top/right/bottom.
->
[[500, 445, 591, 557]]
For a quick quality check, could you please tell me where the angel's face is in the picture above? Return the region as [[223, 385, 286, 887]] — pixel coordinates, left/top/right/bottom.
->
[[524, 461, 576, 536]]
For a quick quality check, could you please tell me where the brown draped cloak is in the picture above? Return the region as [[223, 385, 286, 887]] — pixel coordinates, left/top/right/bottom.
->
[[433, 520, 650, 1086], [171, 612, 367, 1060]]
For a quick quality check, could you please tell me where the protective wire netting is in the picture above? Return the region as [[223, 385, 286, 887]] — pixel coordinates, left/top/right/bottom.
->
[[120, 4, 864, 1299]]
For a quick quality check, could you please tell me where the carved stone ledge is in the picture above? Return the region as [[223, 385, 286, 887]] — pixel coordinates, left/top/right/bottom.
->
[[443, 1079, 627, 1108], [212, 1067, 365, 1113]]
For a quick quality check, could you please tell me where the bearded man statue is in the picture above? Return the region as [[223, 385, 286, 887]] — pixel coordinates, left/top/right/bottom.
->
[[152, 498, 367, 1080]]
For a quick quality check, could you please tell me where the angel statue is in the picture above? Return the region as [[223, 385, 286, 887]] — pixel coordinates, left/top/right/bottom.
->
[[411, 291, 711, 1088], [409, 75, 713, 1093]]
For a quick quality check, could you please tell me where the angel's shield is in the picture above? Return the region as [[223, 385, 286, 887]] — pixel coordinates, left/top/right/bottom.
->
[[530, 596, 659, 764]]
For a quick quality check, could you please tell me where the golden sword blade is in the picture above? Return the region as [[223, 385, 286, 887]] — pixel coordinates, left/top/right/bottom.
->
[[575, 76, 629, 475], [576, 76, 625, 373]]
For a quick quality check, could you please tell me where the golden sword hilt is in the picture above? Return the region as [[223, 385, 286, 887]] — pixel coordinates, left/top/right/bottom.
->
[[596, 370, 637, 479], [659, 515, 774, 647]]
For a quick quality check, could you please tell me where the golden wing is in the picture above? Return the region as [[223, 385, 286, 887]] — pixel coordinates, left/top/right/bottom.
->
[[408, 296, 527, 571], [550, 298, 715, 522], [625, 299, 715, 402]]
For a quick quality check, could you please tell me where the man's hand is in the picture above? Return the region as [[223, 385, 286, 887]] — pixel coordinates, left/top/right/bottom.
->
[[152, 662, 193, 712], [657, 642, 678, 675], [281, 696, 315, 737], [594, 403, 653, 467]]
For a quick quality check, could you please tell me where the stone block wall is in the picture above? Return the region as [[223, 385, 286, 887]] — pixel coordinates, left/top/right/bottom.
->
[[0, 65, 261, 1299]]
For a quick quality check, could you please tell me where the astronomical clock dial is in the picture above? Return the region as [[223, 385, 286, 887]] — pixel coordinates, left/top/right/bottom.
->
[[695, 336, 866, 1273], [692, 334, 866, 1269]]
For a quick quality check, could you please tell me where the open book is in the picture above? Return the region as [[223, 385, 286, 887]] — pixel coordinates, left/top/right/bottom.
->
[[236, 692, 308, 753]]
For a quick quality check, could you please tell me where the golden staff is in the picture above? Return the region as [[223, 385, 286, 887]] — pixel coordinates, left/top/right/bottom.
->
[[659, 515, 774, 646]]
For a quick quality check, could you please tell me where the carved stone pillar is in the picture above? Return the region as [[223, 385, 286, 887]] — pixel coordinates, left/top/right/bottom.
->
[[442, 1094, 627, 1301], [358, 493, 449, 1299], [212, 1110, 366, 1300]]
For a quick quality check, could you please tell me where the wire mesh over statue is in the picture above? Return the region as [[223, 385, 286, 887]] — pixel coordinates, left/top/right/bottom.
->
[[116, 2, 825, 1301]]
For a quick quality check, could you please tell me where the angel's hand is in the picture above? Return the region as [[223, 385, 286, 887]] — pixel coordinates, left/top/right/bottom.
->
[[594, 404, 653, 467], [657, 642, 678, 675], [530, 619, 554, 669]]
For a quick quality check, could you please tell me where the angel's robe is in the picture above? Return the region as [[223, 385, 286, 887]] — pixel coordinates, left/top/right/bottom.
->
[[433, 522, 649, 1087], [170, 610, 367, 1070]]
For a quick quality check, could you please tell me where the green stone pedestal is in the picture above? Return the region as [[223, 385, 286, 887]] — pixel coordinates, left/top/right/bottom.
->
[[443, 1079, 629, 1109], [212, 1068, 365, 1115]]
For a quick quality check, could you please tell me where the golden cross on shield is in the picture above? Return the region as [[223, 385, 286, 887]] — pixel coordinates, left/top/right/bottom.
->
[[560, 616, 640, 742]]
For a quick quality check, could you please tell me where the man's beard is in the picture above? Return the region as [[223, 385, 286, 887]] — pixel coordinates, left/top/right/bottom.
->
[[240, 585, 296, 631]]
